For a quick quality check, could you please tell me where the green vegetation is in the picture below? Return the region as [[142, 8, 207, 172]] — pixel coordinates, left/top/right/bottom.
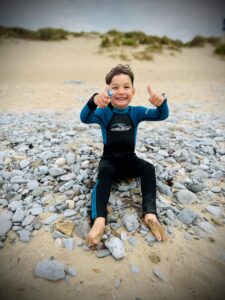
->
[[214, 43, 225, 56], [0, 25, 223, 59], [0, 26, 83, 41], [185, 35, 220, 47]]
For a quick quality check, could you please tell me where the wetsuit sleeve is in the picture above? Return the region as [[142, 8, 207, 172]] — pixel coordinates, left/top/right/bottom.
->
[[132, 99, 169, 124], [80, 93, 103, 125]]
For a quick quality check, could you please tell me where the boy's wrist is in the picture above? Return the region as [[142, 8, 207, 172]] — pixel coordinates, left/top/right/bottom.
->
[[87, 93, 98, 110]]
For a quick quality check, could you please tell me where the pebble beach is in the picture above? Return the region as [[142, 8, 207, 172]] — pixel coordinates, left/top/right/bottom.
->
[[0, 36, 225, 300]]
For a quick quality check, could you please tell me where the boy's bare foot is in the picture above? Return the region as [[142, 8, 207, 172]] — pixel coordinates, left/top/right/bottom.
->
[[86, 217, 106, 247], [144, 213, 166, 242]]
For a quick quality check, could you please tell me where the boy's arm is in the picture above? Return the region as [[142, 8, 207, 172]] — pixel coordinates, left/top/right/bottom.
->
[[80, 93, 101, 124], [132, 98, 169, 123]]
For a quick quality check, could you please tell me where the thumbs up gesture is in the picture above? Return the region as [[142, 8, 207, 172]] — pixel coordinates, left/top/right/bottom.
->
[[147, 85, 164, 107], [93, 86, 111, 108]]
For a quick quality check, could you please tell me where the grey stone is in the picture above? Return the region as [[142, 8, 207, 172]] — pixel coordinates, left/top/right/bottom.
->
[[60, 173, 75, 181], [177, 208, 198, 225], [176, 189, 197, 205], [211, 186, 221, 193], [18, 229, 31, 242], [43, 214, 59, 225], [0, 210, 13, 221], [186, 182, 204, 193], [198, 221, 216, 234], [65, 152, 76, 165], [128, 236, 138, 247], [67, 267, 77, 277], [64, 209, 77, 218], [8, 201, 22, 212], [157, 182, 173, 196], [49, 167, 66, 177], [12, 207, 25, 222], [34, 259, 65, 281], [152, 267, 168, 282], [32, 187, 44, 197], [96, 249, 111, 258], [131, 265, 141, 274], [75, 220, 91, 239], [31, 207, 43, 215], [105, 237, 126, 260], [22, 215, 36, 226], [145, 233, 157, 243], [191, 169, 208, 181], [205, 205, 222, 217], [0, 220, 12, 237], [20, 159, 31, 169], [122, 214, 139, 232], [63, 238, 75, 250], [39, 150, 55, 160], [166, 209, 175, 221], [37, 166, 49, 175], [27, 180, 39, 191]]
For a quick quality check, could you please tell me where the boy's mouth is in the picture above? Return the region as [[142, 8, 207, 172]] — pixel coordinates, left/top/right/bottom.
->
[[116, 97, 127, 100]]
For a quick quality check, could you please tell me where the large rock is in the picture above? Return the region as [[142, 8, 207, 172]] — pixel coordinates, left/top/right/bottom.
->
[[105, 237, 126, 260], [34, 259, 65, 281], [176, 190, 197, 205], [122, 214, 139, 232], [177, 208, 198, 225]]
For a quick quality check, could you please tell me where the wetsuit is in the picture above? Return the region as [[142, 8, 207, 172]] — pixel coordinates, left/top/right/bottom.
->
[[80, 94, 169, 223]]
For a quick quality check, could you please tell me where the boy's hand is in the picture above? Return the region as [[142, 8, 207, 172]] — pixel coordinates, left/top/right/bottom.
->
[[94, 86, 111, 108], [147, 84, 164, 107]]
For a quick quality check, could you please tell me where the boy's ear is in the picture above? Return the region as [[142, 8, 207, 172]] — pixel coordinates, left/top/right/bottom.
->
[[132, 87, 135, 95]]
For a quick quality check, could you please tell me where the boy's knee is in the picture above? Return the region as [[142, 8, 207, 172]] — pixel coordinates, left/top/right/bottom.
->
[[98, 163, 116, 180]]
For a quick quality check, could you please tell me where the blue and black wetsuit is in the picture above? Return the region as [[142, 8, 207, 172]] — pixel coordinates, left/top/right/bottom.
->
[[80, 94, 169, 223]]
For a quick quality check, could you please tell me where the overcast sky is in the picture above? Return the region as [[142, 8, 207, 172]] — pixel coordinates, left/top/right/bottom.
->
[[0, 0, 224, 42]]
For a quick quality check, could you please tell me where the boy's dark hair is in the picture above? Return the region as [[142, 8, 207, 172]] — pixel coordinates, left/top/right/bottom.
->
[[105, 64, 134, 85]]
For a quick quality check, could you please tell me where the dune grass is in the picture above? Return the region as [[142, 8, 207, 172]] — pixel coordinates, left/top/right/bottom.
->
[[0, 25, 223, 59], [214, 43, 225, 56]]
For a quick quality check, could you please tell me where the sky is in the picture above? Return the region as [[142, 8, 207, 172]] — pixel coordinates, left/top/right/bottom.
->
[[0, 0, 224, 42]]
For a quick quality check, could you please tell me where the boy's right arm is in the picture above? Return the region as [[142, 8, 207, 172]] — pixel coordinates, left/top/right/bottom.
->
[[80, 88, 111, 124], [80, 93, 99, 124]]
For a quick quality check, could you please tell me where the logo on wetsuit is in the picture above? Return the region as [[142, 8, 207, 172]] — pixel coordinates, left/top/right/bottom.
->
[[111, 123, 132, 132]]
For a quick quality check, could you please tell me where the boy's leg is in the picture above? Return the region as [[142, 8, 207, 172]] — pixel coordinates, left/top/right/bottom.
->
[[126, 156, 157, 215], [88, 159, 116, 246], [125, 156, 166, 241]]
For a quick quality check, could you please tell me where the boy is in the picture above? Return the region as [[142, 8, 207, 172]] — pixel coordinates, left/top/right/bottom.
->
[[80, 64, 169, 246]]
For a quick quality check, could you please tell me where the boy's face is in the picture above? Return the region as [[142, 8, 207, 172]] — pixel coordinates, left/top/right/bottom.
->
[[109, 74, 135, 109]]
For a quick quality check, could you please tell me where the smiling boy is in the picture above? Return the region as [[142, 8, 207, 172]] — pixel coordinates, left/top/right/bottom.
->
[[80, 64, 169, 246]]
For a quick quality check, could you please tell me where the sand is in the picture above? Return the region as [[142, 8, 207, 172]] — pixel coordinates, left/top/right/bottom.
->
[[0, 36, 225, 300]]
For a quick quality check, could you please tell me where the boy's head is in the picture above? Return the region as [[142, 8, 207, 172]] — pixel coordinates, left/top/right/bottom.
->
[[105, 64, 134, 86], [105, 64, 135, 109]]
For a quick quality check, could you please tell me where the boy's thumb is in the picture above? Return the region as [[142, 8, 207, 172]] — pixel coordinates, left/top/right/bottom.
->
[[147, 84, 154, 96]]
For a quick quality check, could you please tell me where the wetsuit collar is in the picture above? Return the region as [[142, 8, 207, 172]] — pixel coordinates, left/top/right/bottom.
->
[[112, 106, 129, 114]]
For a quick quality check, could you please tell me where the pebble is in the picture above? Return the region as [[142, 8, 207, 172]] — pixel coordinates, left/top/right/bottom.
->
[[205, 205, 222, 217], [128, 236, 138, 247], [105, 237, 126, 260], [34, 259, 65, 281], [177, 208, 198, 225], [0, 108, 224, 260], [96, 249, 111, 258], [18, 229, 31, 242], [63, 238, 75, 250], [131, 265, 141, 274], [122, 214, 139, 232], [43, 214, 59, 225], [152, 267, 168, 282], [176, 189, 197, 205], [12, 207, 25, 222]]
